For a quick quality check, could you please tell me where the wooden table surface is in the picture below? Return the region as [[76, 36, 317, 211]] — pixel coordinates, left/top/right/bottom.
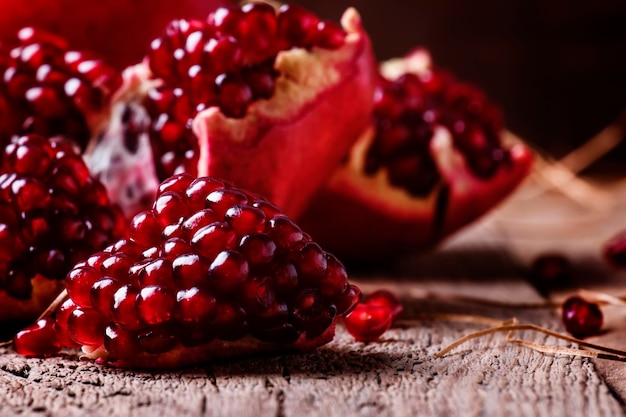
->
[[2, 174, 626, 417]]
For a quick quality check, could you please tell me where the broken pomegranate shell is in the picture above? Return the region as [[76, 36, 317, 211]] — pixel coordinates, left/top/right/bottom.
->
[[299, 49, 534, 261], [42, 174, 361, 368]]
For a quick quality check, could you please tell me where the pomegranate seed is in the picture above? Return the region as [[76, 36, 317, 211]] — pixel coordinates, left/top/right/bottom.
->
[[137, 285, 176, 324], [343, 303, 393, 342], [104, 323, 141, 360], [175, 287, 217, 323], [239, 233, 277, 272], [191, 222, 237, 260], [66, 266, 101, 308], [225, 204, 266, 235], [14, 317, 62, 356], [90, 277, 123, 318], [365, 290, 404, 320], [561, 296, 603, 338], [604, 230, 626, 268], [172, 253, 210, 288], [67, 308, 106, 346], [530, 254, 570, 293]]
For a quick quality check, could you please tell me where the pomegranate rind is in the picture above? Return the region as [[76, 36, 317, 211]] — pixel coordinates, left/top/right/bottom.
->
[[0, 275, 64, 322], [300, 50, 534, 261], [83, 321, 337, 369], [194, 7, 377, 218]]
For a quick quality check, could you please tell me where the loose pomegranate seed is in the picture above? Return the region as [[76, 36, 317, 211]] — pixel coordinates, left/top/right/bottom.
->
[[343, 303, 393, 342], [561, 296, 603, 339], [530, 253, 570, 293], [143, 3, 348, 181], [365, 289, 404, 320], [14, 317, 62, 357], [137, 285, 176, 325], [604, 230, 626, 268]]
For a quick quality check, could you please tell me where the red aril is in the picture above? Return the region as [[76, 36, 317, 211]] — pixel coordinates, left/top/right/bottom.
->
[[365, 289, 403, 320], [561, 296, 603, 339], [300, 49, 533, 261], [14, 317, 62, 356], [343, 303, 392, 342]]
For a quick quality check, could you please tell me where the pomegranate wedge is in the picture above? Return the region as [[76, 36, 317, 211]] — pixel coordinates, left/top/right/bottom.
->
[[300, 49, 534, 261], [15, 174, 361, 368]]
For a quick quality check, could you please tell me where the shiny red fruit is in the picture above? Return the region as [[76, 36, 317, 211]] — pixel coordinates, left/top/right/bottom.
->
[[343, 303, 392, 342]]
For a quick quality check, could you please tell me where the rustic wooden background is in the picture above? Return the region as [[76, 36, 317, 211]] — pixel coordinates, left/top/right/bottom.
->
[[2, 167, 626, 416]]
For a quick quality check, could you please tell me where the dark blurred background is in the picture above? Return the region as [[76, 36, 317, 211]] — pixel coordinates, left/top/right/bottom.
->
[[293, 0, 626, 173]]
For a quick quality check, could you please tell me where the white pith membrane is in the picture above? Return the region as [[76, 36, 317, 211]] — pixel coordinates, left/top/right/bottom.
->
[[299, 49, 534, 260], [84, 64, 160, 218], [194, 7, 376, 218]]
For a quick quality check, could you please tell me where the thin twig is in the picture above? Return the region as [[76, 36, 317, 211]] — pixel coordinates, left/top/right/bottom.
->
[[508, 338, 626, 362], [435, 323, 626, 359]]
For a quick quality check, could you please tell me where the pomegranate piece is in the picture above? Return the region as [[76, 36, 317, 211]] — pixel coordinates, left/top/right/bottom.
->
[[132, 3, 376, 218], [0, 134, 126, 321], [300, 49, 534, 261], [44, 174, 361, 368], [561, 296, 603, 339], [343, 303, 392, 343], [603, 230, 626, 268]]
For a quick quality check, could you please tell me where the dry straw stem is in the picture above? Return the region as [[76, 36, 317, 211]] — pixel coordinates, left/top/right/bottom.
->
[[434, 317, 626, 363]]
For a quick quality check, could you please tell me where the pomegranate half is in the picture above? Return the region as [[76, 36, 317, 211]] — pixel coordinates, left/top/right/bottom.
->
[[300, 49, 534, 261]]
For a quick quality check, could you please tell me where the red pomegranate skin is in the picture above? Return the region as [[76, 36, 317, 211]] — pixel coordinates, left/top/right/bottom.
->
[[0, 0, 229, 69]]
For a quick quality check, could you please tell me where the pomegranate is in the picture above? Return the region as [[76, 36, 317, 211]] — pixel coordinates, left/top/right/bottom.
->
[[0, 134, 126, 321], [299, 49, 534, 261], [0, 0, 229, 69], [18, 174, 361, 367], [561, 296, 603, 339]]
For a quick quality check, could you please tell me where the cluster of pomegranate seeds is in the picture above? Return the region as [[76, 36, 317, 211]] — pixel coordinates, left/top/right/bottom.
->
[[0, 28, 121, 150], [603, 230, 626, 268], [343, 289, 403, 342], [561, 296, 603, 339], [0, 134, 126, 299], [144, 2, 347, 180], [366, 69, 508, 197], [35, 173, 361, 362]]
